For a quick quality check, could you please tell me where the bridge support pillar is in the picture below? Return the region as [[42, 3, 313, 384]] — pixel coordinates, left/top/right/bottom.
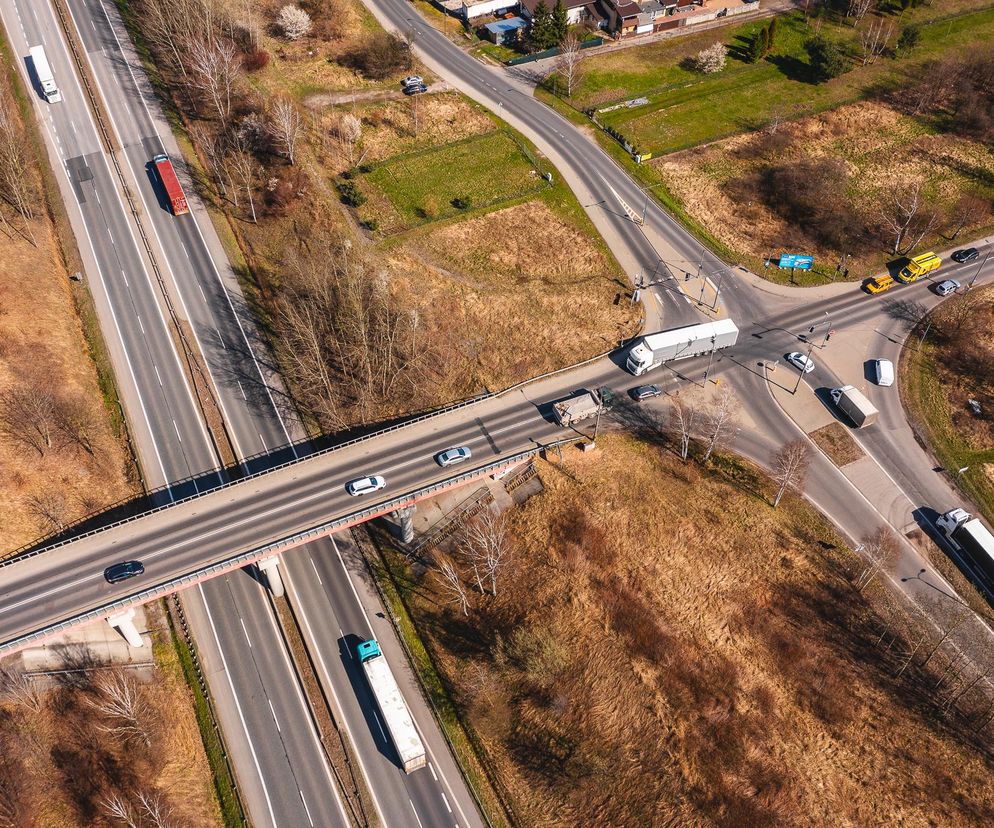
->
[[106, 608, 144, 648], [257, 556, 285, 598], [386, 505, 417, 545]]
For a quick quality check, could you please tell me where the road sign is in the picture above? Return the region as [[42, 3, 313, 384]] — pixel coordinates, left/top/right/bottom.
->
[[778, 254, 814, 270]]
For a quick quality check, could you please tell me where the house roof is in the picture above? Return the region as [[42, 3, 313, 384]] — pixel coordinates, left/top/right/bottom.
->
[[613, 0, 641, 16], [484, 15, 528, 30], [521, 0, 590, 12]]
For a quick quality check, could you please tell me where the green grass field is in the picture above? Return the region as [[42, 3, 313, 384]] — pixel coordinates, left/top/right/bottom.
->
[[560, 6, 994, 155], [361, 129, 548, 230]]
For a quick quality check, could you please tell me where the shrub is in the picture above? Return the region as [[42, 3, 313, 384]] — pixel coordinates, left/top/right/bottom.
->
[[243, 48, 270, 71], [806, 36, 851, 81], [276, 5, 313, 40], [337, 180, 366, 207], [451, 196, 473, 210], [896, 24, 920, 54], [361, 217, 380, 231], [693, 42, 727, 74], [340, 33, 410, 79]]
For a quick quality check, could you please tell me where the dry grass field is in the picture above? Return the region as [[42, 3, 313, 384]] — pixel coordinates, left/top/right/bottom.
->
[[388, 435, 994, 826], [657, 100, 994, 278]]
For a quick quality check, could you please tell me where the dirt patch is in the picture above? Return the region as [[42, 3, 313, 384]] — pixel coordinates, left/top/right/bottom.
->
[[385, 434, 994, 826], [656, 100, 994, 277], [810, 422, 864, 467]]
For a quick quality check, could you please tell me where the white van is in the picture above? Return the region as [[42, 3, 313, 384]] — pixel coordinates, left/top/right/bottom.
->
[[28, 46, 61, 103], [874, 359, 894, 387]]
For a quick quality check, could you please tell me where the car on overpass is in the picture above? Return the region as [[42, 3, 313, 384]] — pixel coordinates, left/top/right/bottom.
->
[[436, 446, 472, 467], [104, 560, 144, 584], [346, 475, 387, 496]]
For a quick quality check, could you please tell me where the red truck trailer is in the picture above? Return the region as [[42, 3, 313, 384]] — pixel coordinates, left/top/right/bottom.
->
[[152, 153, 189, 215]]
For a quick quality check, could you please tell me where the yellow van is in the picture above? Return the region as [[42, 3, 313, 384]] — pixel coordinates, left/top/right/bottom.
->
[[865, 274, 895, 294], [896, 252, 941, 283]]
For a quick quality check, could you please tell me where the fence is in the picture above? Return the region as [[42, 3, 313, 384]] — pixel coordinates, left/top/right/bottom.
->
[[505, 36, 603, 65]]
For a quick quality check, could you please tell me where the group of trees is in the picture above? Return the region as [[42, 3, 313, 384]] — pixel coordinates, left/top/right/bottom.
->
[[0, 91, 37, 244], [528, 0, 569, 51], [434, 508, 514, 616], [341, 32, 412, 80], [747, 17, 778, 63], [0, 654, 181, 826]]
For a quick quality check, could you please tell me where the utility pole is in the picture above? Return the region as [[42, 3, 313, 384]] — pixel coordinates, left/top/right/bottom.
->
[[792, 338, 815, 395], [820, 311, 831, 348], [712, 269, 727, 311], [703, 336, 717, 384], [696, 246, 705, 281], [969, 248, 991, 289]]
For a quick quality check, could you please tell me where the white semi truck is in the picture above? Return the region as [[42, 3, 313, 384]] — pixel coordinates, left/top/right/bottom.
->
[[626, 319, 739, 376], [356, 639, 427, 773], [28, 46, 61, 103], [937, 508, 994, 585]]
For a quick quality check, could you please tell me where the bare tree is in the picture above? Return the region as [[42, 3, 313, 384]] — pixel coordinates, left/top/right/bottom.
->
[[0, 385, 57, 455], [771, 439, 811, 508], [0, 659, 43, 712], [189, 36, 241, 121], [24, 489, 73, 535], [337, 113, 365, 168], [463, 508, 512, 597], [138, 791, 174, 828], [191, 123, 229, 198], [226, 137, 258, 222], [102, 793, 141, 828], [877, 179, 940, 255], [0, 93, 37, 243], [270, 98, 303, 165], [434, 557, 470, 616], [700, 386, 737, 463], [87, 672, 153, 747], [946, 192, 989, 240], [847, 0, 874, 23], [859, 17, 894, 65], [276, 4, 312, 39], [854, 526, 899, 591], [54, 396, 99, 455], [555, 33, 585, 96], [669, 392, 703, 462], [921, 605, 970, 669]]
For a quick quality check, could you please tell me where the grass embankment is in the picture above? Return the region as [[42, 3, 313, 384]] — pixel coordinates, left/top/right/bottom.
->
[[563, 6, 994, 154], [377, 435, 994, 825], [902, 286, 994, 525]]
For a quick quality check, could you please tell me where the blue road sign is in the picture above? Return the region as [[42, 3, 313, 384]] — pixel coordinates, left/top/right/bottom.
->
[[778, 254, 814, 270]]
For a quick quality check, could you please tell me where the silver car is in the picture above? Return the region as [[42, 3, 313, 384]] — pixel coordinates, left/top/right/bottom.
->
[[436, 446, 472, 467], [934, 279, 960, 296], [346, 475, 386, 496]]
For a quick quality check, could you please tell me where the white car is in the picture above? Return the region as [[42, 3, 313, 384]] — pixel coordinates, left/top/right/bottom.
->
[[934, 279, 960, 297], [402, 75, 424, 87], [786, 352, 815, 373], [346, 475, 386, 496], [874, 358, 894, 387], [436, 446, 472, 467]]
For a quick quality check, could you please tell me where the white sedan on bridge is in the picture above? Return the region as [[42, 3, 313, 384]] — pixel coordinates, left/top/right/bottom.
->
[[346, 475, 387, 496]]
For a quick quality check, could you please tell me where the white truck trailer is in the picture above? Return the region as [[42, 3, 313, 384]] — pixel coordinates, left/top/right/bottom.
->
[[356, 639, 427, 773], [28, 46, 61, 103], [626, 319, 739, 376], [830, 385, 879, 428], [937, 508, 994, 586]]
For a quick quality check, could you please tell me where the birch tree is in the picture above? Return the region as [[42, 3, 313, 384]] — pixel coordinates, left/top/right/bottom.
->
[[190, 36, 241, 121], [463, 509, 512, 597], [87, 673, 153, 747], [859, 17, 894, 65], [270, 98, 303, 165], [670, 392, 703, 462], [771, 439, 810, 508], [878, 179, 940, 255], [854, 526, 898, 591], [434, 557, 470, 616], [338, 114, 363, 167], [0, 93, 36, 242], [700, 386, 737, 463], [555, 32, 585, 96], [0, 660, 43, 712]]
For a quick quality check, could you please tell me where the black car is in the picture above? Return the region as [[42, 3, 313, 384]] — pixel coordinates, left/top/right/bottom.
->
[[952, 247, 979, 263], [403, 83, 428, 96], [104, 560, 145, 584], [630, 384, 662, 401]]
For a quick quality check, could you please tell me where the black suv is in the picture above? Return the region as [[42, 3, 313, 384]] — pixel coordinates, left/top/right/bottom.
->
[[952, 248, 980, 263], [104, 560, 145, 584]]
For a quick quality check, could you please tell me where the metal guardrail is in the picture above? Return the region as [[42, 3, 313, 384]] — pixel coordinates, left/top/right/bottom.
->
[[0, 446, 567, 654]]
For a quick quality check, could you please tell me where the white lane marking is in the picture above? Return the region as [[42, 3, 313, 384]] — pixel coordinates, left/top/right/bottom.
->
[[197, 584, 279, 827], [70, 120, 78, 135], [258, 432, 268, 452], [298, 790, 314, 828], [429, 762, 438, 782], [239, 617, 252, 648], [93, 188, 101, 205], [237, 380, 247, 400], [198, 283, 208, 302], [153, 364, 163, 386], [107, 228, 115, 245], [136, 314, 144, 334], [441, 792, 452, 813], [216, 327, 226, 349], [309, 557, 323, 585], [267, 698, 281, 732], [409, 800, 426, 828], [372, 709, 387, 741], [120, 268, 127, 286], [172, 419, 182, 443]]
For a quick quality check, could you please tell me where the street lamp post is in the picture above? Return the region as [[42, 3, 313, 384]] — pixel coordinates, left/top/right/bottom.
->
[[703, 336, 717, 384], [792, 338, 815, 395], [821, 311, 832, 348], [969, 249, 991, 289]]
